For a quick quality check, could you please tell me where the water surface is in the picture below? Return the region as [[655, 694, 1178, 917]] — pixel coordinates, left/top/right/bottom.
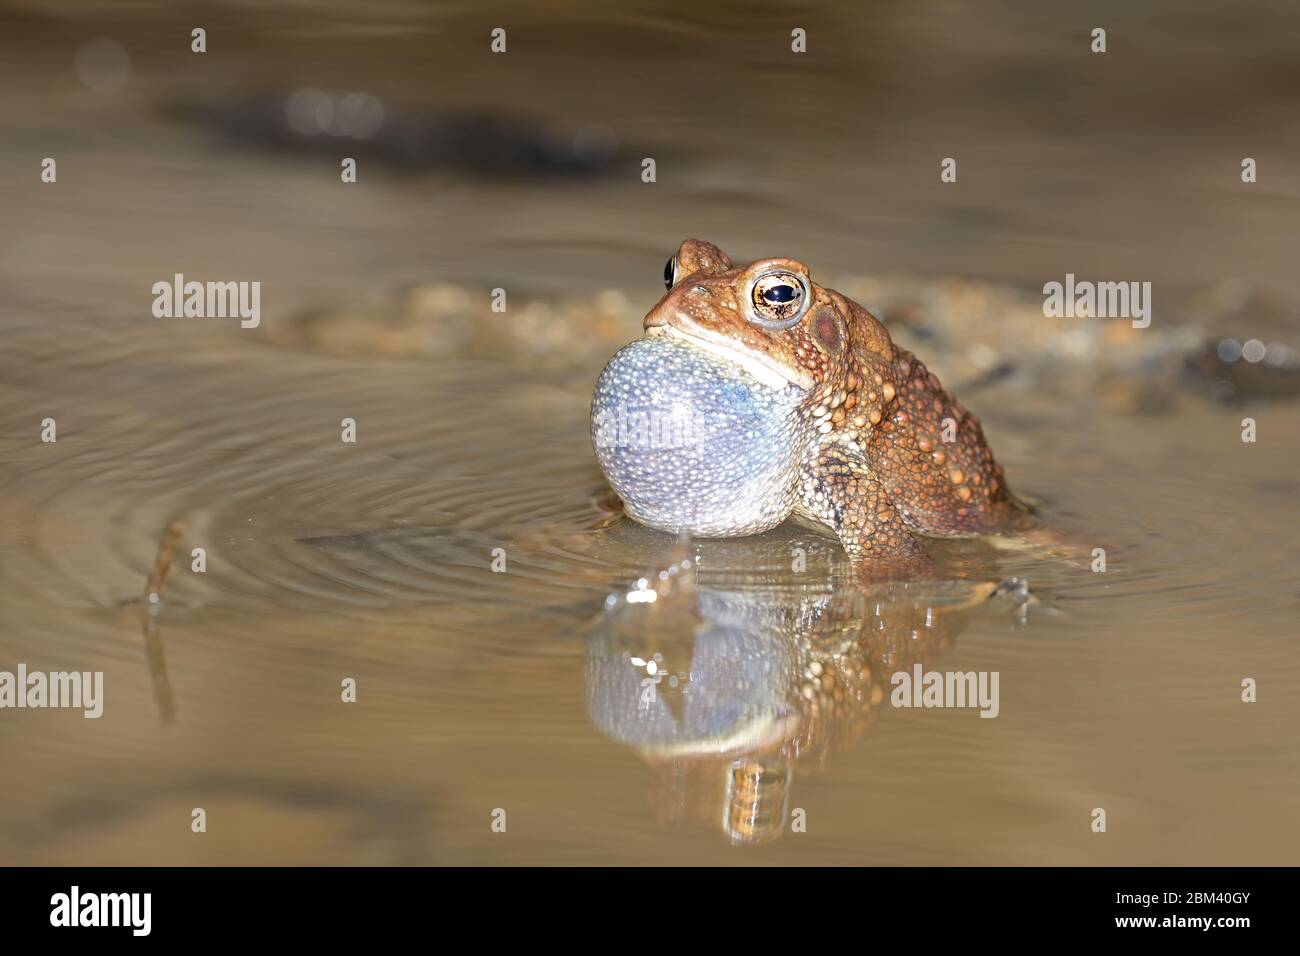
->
[[1, 1, 1298, 865]]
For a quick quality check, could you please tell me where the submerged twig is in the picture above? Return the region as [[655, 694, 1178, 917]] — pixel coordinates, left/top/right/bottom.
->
[[143, 520, 184, 607], [140, 520, 184, 724]]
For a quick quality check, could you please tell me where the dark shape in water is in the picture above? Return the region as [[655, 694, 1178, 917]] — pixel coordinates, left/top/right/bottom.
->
[[166, 89, 620, 178]]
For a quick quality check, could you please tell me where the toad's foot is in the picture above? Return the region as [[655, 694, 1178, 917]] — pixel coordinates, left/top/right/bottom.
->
[[794, 449, 934, 580]]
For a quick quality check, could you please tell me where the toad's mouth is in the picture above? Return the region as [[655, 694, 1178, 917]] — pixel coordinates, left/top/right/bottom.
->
[[644, 322, 813, 391]]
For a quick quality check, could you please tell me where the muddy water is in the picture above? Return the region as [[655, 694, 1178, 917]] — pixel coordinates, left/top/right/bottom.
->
[[1, 2, 1299, 864]]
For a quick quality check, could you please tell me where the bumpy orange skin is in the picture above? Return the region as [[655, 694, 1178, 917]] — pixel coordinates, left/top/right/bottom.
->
[[645, 239, 1023, 570]]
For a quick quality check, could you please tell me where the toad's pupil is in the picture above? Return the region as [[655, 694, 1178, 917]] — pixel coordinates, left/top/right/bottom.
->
[[763, 284, 799, 304], [663, 258, 675, 289]]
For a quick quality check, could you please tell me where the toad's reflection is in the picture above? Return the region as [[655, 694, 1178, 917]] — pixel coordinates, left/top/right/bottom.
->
[[585, 539, 1023, 844]]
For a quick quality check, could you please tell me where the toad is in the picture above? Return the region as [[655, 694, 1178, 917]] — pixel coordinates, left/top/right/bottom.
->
[[591, 239, 1029, 574]]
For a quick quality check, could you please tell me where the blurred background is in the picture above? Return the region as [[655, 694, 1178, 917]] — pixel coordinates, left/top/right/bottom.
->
[[0, 0, 1297, 865], [4, 0, 1300, 310]]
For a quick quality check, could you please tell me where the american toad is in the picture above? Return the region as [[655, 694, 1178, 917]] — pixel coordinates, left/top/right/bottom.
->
[[591, 239, 1027, 574]]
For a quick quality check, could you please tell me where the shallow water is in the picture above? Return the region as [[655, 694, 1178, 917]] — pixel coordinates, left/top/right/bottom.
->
[[2, 2, 1298, 864]]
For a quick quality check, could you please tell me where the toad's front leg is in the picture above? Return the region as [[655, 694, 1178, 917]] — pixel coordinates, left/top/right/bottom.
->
[[794, 448, 933, 578]]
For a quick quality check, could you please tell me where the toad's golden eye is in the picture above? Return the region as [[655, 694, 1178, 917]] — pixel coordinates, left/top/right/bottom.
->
[[663, 257, 676, 290], [748, 271, 810, 328]]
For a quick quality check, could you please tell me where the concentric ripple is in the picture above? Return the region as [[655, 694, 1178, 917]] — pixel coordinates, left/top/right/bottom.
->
[[3, 322, 1297, 636]]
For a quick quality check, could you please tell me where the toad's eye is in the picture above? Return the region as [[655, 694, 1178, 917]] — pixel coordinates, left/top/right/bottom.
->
[[748, 271, 810, 328], [663, 257, 676, 290]]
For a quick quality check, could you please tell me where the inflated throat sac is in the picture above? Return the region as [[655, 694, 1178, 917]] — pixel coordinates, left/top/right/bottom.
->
[[590, 336, 812, 537]]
